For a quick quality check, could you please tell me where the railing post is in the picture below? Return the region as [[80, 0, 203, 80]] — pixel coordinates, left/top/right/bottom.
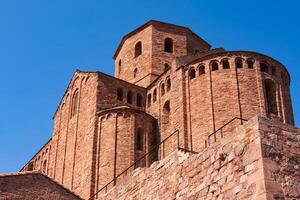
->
[[221, 128, 223, 138], [113, 177, 116, 186], [214, 132, 216, 142]]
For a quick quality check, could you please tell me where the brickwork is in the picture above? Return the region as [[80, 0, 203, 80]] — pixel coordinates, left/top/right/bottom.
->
[[18, 20, 297, 200], [0, 171, 82, 200], [97, 116, 300, 200]]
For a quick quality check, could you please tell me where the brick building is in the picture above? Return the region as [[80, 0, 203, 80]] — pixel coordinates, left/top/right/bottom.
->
[[15, 20, 299, 200]]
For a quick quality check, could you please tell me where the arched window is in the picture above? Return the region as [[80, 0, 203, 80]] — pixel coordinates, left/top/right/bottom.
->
[[211, 62, 219, 71], [118, 59, 122, 74], [247, 59, 254, 69], [136, 128, 144, 151], [235, 58, 243, 68], [164, 38, 173, 53], [147, 94, 151, 107], [161, 83, 165, 96], [199, 65, 205, 75], [27, 162, 33, 171], [71, 90, 79, 118], [166, 79, 171, 91], [42, 160, 47, 173], [264, 79, 277, 115], [164, 63, 170, 71], [135, 41, 142, 57], [260, 62, 268, 73], [136, 93, 142, 107], [117, 88, 123, 101], [153, 89, 157, 102], [189, 69, 196, 80], [134, 68, 138, 78], [162, 101, 170, 125], [127, 91, 133, 104], [222, 59, 230, 69]]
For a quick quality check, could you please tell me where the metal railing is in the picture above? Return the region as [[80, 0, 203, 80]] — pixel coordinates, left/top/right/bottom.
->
[[89, 117, 248, 199], [205, 117, 247, 147], [89, 130, 180, 200]]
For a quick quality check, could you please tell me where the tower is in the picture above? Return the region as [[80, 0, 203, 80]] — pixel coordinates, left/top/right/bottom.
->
[[113, 20, 211, 87]]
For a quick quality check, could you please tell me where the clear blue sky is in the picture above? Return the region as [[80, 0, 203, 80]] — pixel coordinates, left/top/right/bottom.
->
[[0, 0, 299, 173]]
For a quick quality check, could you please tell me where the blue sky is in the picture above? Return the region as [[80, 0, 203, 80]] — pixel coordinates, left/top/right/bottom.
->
[[0, 0, 299, 173]]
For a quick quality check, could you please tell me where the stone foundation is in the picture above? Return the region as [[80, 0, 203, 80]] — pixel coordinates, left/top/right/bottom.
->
[[96, 116, 299, 200]]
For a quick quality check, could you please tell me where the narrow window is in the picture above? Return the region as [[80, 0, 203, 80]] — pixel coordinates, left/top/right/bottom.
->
[[164, 63, 170, 71], [247, 60, 254, 69], [264, 79, 277, 115], [211, 62, 219, 71], [71, 90, 79, 118], [153, 89, 157, 102], [199, 65, 205, 75], [164, 38, 173, 53], [136, 128, 144, 151], [189, 69, 196, 80], [127, 91, 133, 104], [147, 94, 152, 107], [136, 93, 142, 107], [260, 62, 268, 73], [235, 58, 243, 68], [161, 83, 165, 96], [166, 79, 171, 91], [117, 88, 123, 101], [42, 160, 47, 173], [162, 101, 170, 125], [118, 59, 122, 74], [134, 68, 138, 78], [135, 41, 142, 57], [222, 60, 230, 69]]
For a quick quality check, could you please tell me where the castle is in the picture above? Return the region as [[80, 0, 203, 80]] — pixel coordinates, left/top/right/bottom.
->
[[2, 20, 299, 200]]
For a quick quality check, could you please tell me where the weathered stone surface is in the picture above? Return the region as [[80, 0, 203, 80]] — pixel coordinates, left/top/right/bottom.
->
[[96, 117, 300, 200]]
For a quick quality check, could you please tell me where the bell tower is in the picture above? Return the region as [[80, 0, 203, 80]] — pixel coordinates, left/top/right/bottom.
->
[[113, 20, 211, 87]]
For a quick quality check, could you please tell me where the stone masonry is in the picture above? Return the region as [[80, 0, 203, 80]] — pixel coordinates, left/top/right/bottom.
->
[[97, 116, 300, 200], [16, 20, 298, 199]]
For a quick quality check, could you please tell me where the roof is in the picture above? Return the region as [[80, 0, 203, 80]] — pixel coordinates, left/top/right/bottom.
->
[[113, 20, 212, 59], [0, 171, 83, 199]]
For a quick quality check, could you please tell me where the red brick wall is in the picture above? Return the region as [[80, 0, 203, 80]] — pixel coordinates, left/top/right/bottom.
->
[[183, 52, 294, 151], [114, 26, 153, 87], [114, 23, 210, 88], [97, 116, 300, 200], [0, 172, 82, 200], [94, 108, 155, 195]]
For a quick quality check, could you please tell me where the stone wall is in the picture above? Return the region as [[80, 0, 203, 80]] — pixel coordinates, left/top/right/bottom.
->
[[260, 118, 300, 199], [184, 51, 294, 152], [96, 116, 299, 200], [0, 172, 82, 200]]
